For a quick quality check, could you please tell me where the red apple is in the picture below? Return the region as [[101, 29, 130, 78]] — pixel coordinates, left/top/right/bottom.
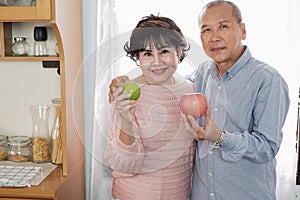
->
[[180, 93, 207, 117]]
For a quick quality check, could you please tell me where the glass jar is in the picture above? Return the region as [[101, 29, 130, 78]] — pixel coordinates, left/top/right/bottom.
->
[[12, 37, 30, 56], [50, 98, 62, 164], [0, 135, 8, 161], [7, 136, 32, 162], [31, 105, 50, 163], [34, 26, 48, 56]]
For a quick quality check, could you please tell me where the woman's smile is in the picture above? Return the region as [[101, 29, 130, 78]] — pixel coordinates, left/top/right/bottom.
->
[[150, 67, 168, 75], [139, 47, 179, 85]]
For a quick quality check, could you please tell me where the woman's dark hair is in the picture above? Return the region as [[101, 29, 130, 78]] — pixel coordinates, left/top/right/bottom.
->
[[124, 14, 190, 64]]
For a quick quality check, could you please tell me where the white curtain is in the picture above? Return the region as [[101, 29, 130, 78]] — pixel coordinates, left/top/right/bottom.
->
[[274, 1, 300, 199], [88, 0, 116, 199], [86, 1, 300, 199]]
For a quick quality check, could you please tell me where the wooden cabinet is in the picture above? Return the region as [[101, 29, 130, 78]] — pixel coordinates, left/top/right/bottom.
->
[[0, 0, 85, 199], [0, 0, 56, 61], [0, 0, 52, 21]]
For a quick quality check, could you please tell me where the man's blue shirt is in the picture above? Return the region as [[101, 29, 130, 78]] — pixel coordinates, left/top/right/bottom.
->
[[188, 46, 290, 200]]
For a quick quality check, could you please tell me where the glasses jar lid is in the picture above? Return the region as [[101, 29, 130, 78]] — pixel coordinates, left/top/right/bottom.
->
[[7, 136, 31, 147]]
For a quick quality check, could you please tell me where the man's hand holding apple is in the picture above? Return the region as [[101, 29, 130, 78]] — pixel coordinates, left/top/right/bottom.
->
[[181, 107, 221, 142], [180, 93, 221, 142]]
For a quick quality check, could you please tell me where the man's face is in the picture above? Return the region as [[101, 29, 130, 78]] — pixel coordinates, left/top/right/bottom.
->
[[199, 4, 246, 69]]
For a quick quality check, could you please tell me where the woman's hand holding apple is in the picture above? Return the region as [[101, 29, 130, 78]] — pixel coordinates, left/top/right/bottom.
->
[[114, 86, 136, 121], [114, 82, 140, 125], [109, 75, 130, 103], [113, 85, 138, 144]]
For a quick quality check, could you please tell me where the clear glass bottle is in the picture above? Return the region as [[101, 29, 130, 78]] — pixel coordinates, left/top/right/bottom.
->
[[31, 105, 50, 162], [50, 98, 62, 164], [34, 26, 48, 56], [12, 37, 30, 56], [34, 41, 48, 56], [0, 135, 8, 161], [7, 136, 32, 162]]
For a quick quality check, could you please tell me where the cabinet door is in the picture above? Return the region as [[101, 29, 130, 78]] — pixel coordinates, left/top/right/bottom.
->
[[0, 198, 53, 200], [0, 0, 52, 21]]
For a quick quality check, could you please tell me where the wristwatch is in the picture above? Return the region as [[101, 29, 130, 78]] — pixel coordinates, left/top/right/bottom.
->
[[215, 131, 226, 147]]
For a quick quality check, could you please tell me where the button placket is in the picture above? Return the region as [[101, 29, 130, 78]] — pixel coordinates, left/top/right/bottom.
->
[[210, 192, 216, 200], [207, 148, 216, 200]]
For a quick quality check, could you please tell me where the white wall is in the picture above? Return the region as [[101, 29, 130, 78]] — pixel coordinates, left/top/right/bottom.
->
[[0, 61, 60, 137]]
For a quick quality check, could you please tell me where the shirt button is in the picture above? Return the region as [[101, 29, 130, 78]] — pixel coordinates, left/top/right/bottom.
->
[[214, 107, 218, 111], [217, 86, 221, 89], [208, 172, 213, 176], [208, 150, 213, 155], [210, 192, 214, 197]]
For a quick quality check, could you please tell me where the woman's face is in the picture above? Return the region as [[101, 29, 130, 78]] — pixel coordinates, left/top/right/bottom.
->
[[138, 46, 180, 85], [199, 4, 246, 69]]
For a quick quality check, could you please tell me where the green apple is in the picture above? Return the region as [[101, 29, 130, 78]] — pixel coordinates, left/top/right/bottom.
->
[[122, 82, 140, 100]]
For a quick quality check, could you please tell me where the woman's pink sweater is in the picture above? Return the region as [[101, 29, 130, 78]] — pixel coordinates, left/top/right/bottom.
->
[[104, 80, 196, 200]]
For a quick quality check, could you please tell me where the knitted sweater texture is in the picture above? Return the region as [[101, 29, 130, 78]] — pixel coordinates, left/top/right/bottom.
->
[[105, 80, 196, 200]]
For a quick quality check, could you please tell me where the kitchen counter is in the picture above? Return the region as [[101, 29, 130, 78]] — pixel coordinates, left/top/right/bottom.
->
[[0, 163, 65, 199]]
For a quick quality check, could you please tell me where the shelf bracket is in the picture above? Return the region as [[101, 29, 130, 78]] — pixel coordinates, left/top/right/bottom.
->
[[42, 61, 60, 75]]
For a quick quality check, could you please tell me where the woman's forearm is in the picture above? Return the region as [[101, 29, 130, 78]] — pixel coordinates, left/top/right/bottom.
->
[[119, 120, 136, 145]]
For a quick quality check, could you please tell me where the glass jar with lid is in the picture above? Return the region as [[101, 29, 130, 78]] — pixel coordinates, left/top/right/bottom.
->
[[0, 135, 8, 161], [7, 136, 32, 162], [12, 37, 30, 56]]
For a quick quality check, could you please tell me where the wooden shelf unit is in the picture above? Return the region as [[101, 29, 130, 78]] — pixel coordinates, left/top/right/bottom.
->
[[0, 0, 85, 199]]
